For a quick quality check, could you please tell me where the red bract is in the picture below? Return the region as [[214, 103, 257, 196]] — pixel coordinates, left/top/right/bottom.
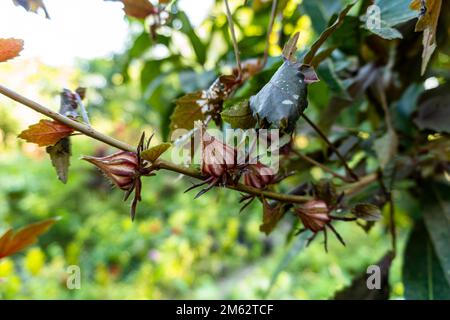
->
[[82, 133, 157, 221], [296, 200, 331, 233], [82, 151, 139, 191], [186, 132, 239, 199], [295, 200, 348, 252], [242, 162, 275, 189], [201, 132, 236, 178]]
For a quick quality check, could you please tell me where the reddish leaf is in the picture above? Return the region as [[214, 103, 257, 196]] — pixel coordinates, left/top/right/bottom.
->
[[122, 0, 155, 19], [18, 119, 74, 147], [260, 199, 286, 235], [170, 92, 206, 132], [0, 218, 57, 260], [0, 38, 24, 63]]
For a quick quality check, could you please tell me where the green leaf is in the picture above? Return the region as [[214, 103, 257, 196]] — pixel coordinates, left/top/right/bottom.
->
[[221, 100, 256, 129], [317, 59, 350, 100], [303, 2, 355, 65], [423, 183, 450, 286], [373, 129, 398, 169], [176, 11, 207, 65], [46, 137, 71, 184], [351, 203, 382, 221], [366, 23, 403, 40], [264, 230, 312, 298], [141, 143, 171, 162], [129, 32, 152, 59], [301, 0, 328, 34], [361, 0, 418, 40], [403, 220, 450, 300], [329, 15, 361, 54]]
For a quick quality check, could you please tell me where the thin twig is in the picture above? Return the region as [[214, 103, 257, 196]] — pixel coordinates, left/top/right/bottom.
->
[[0, 84, 313, 205], [0, 84, 133, 152], [301, 113, 359, 181], [340, 173, 377, 196], [261, 0, 278, 68], [377, 168, 397, 256], [388, 197, 397, 255], [292, 149, 353, 183], [224, 0, 242, 79]]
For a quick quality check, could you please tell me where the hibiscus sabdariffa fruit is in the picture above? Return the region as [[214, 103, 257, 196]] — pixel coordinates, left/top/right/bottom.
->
[[295, 199, 349, 252], [186, 130, 240, 198], [82, 133, 157, 221], [242, 162, 275, 189]]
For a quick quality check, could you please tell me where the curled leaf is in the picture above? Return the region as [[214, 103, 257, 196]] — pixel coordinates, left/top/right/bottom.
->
[[46, 137, 71, 184], [249, 60, 308, 133], [18, 119, 74, 147], [141, 143, 171, 162], [260, 199, 286, 235], [13, 0, 50, 18], [410, 0, 442, 75], [0, 38, 24, 63], [351, 203, 382, 221]]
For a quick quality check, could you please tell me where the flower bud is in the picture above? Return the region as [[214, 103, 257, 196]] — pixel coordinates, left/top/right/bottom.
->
[[295, 200, 331, 233], [201, 133, 236, 177], [82, 151, 139, 191], [243, 162, 275, 189]]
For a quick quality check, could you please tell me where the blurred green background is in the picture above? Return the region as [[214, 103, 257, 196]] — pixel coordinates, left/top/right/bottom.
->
[[0, 0, 429, 299]]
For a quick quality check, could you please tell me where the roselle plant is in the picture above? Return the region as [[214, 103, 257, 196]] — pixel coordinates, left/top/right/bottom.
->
[[0, 0, 449, 300]]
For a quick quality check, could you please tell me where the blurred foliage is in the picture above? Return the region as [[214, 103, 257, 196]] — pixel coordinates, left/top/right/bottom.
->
[[1, 0, 449, 299]]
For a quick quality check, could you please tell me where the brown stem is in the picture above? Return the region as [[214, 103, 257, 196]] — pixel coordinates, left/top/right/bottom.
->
[[292, 149, 353, 183], [377, 168, 397, 256], [388, 197, 397, 256], [301, 113, 359, 181], [340, 173, 378, 196], [0, 84, 134, 152], [261, 0, 278, 68], [0, 84, 312, 204], [224, 0, 242, 79]]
